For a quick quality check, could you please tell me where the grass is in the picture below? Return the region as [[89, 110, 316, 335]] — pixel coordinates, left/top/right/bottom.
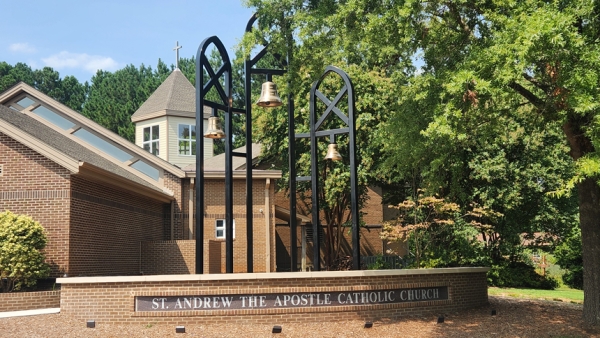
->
[[489, 286, 584, 304]]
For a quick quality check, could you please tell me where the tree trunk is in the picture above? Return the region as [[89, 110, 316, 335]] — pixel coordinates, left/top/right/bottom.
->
[[579, 177, 600, 326], [563, 117, 600, 326]]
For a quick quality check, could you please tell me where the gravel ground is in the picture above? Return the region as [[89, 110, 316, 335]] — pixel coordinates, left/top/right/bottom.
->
[[1, 296, 598, 337]]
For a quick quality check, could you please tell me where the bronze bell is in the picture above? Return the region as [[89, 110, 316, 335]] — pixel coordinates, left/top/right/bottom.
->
[[324, 143, 343, 161], [204, 116, 225, 139], [257, 81, 283, 107]]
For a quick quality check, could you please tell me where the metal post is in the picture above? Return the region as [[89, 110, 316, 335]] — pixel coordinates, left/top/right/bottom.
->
[[244, 13, 290, 272], [225, 74, 234, 273], [309, 81, 321, 271], [244, 54, 254, 273], [287, 28, 298, 272], [195, 36, 234, 273]]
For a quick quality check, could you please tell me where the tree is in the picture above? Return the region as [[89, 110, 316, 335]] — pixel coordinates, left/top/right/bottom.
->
[[555, 228, 584, 290], [83, 63, 162, 141], [245, 0, 598, 321], [0, 62, 87, 111], [381, 194, 460, 268], [241, 15, 396, 267], [0, 211, 50, 292], [0, 62, 35, 93]]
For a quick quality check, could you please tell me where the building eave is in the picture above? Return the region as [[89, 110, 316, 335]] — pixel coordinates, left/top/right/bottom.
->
[[0, 82, 187, 178], [131, 109, 211, 123], [185, 170, 282, 179], [0, 119, 80, 173], [78, 162, 174, 203]]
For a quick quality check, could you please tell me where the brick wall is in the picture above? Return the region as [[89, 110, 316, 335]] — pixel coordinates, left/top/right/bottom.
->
[[58, 268, 489, 324], [0, 132, 71, 276], [164, 172, 184, 240], [69, 176, 165, 276], [0, 291, 60, 312], [194, 178, 275, 273], [275, 225, 387, 271], [140, 240, 195, 275], [274, 185, 397, 271]]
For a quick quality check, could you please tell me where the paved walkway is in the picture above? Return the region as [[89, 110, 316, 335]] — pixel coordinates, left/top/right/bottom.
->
[[0, 308, 60, 318]]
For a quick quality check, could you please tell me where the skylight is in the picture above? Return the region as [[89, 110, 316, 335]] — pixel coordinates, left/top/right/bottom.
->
[[31, 105, 76, 130], [131, 160, 160, 180], [73, 129, 132, 162], [16, 96, 35, 108]]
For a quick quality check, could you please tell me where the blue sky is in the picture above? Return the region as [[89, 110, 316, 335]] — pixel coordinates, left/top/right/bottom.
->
[[0, 0, 254, 83]]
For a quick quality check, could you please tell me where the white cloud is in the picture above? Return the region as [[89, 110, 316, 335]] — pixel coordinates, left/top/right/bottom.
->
[[9, 43, 36, 53], [42, 51, 120, 74]]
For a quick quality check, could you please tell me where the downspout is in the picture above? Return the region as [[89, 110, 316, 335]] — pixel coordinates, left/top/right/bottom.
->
[[265, 178, 271, 272], [189, 178, 195, 240], [170, 201, 175, 240], [302, 223, 307, 271]]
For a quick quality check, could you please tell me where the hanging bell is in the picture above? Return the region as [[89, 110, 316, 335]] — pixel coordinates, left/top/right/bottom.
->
[[256, 81, 283, 108], [324, 143, 343, 161], [204, 116, 225, 139]]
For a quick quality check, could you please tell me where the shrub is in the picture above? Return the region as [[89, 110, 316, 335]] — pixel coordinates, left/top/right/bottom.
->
[[366, 254, 392, 270], [0, 211, 50, 292], [554, 230, 583, 290], [487, 261, 559, 290]]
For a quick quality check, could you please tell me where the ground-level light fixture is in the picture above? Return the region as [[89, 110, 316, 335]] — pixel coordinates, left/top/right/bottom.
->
[[272, 325, 282, 333], [257, 80, 283, 108]]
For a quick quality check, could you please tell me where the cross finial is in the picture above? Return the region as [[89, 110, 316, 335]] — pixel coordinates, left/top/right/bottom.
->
[[173, 41, 182, 69]]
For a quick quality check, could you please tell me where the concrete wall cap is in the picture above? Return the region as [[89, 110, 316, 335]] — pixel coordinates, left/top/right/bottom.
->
[[56, 267, 489, 284]]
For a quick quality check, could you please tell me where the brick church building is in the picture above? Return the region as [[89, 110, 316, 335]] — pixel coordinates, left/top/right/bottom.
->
[[0, 70, 399, 277]]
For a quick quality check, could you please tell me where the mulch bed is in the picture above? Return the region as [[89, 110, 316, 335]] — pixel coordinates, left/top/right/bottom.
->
[[0, 296, 598, 337]]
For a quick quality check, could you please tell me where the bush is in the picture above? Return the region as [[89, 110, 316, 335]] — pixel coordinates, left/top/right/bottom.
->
[[554, 230, 583, 290], [487, 261, 559, 290], [0, 211, 50, 292], [366, 254, 393, 270]]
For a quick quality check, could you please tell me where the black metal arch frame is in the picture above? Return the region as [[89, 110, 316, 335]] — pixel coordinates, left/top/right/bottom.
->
[[244, 14, 301, 272], [195, 14, 292, 274], [195, 36, 238, 274], [303, 65, 360, 270]]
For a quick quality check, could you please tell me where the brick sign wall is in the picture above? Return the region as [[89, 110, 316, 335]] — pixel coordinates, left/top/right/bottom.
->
[[57, 268, 488, 325]]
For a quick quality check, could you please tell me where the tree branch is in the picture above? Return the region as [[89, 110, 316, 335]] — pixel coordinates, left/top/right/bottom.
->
[[445, 2, 473, 37], [522, 73, 551, 93], [507, 81, 546, 111]]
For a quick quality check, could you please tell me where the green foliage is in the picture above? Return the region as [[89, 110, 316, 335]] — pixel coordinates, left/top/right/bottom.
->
[[0, 211, 50, 292], [554, 229, 584, 290], [488, 261, 559, 290], [0, 62, 87, 111], [366, 254, 392, 270], [245, 0, 581, 272], [381, 194, 460, 268], [82, 63, 166, 142]]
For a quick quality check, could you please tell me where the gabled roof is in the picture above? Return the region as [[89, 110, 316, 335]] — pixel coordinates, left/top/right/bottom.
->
[[0, 105, 173, 202], [131, 69, 210, 122], [182, 143, 282, 179], [0, 82, 186, 179], [201, 143, 263, 171]]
